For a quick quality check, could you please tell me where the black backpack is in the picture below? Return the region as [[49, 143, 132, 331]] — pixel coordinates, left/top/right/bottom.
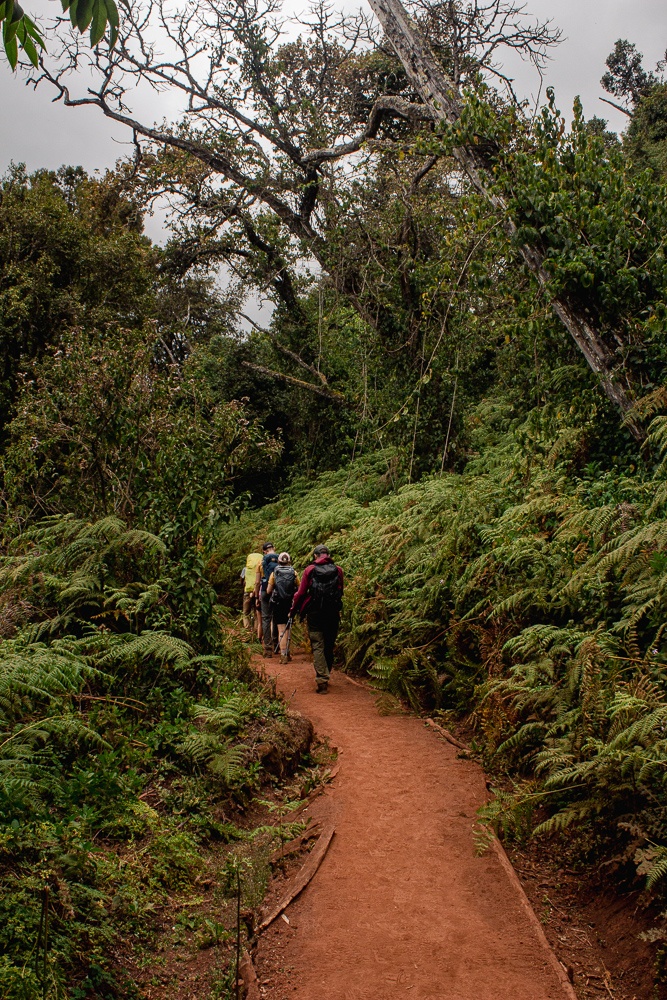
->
[[261, 552, 279, 589], [271, 565, 296, 603], [308, 561, 341, 613]]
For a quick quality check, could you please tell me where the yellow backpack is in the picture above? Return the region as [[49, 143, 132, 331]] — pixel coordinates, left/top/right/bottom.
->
[[244, 552, 262, 592]]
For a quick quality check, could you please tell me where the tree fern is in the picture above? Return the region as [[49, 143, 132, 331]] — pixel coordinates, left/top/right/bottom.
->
[[1, 513, 168, 636], [178, 696, 252, 787]]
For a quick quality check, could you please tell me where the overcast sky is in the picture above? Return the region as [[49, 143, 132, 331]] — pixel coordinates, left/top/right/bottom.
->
[[0, 1, 665, 195]]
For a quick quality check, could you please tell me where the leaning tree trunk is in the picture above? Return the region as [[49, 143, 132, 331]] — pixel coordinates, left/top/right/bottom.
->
[[367, 0, 645, 442]]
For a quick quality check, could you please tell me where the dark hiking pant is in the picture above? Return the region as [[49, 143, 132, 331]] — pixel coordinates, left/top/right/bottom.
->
[[307, 613, 340, 685], [261, 593, 278, 652]]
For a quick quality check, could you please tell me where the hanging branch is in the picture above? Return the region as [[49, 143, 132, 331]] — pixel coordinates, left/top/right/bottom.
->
[[239, 313, 330, 387], [240, 362, 345, 402], [599, 96, 632, 118]]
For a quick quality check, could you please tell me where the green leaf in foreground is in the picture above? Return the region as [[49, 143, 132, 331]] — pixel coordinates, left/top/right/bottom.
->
[[0, 0, 118, 70]]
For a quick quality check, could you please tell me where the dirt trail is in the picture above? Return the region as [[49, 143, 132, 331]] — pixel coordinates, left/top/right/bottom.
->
[[255, 650, 573, 1000]]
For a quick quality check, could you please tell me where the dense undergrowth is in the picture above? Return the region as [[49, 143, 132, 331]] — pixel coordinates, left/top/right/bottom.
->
[[214, 403, 667, 910], [0, 513, 310, 999]]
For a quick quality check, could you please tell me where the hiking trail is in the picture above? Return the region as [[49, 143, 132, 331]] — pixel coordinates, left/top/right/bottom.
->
[[253, 648, 575, 1000]]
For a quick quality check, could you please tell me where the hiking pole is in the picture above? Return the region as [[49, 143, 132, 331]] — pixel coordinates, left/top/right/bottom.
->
[[284, 617, 293, 659], [273, 618, 284, 654], [235, 867, 241, 1000]]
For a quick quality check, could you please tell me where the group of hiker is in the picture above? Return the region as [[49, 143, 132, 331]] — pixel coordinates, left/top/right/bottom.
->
[[241, 542, 343, 693]]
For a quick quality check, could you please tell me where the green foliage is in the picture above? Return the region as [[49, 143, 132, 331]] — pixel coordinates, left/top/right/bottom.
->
[[0, 0, 118, 70], [0, 512, 290, 996], [8, 17, 667, 982], [0, 164, 245, 448], [0, 166, 150, 434], [498, 90, 667, 388], [218, 402, 667, 898], [626, 83, 667, 179], [0, 325, 280, 555], [601, 39, 660, 109]]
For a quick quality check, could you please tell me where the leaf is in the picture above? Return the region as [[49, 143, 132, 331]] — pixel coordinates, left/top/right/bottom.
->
[[17, 24, 37, 64], [89, 0, 106, 45], [23, 14, 43, 42], [104, 0, 118, 44], [103, 0, 118, 27], [75, 0, 94, 32], [3, 23, 18, 67], [13, 16, 41, 64], [9, 0, 24, 23], [3, 11, 19, 43]]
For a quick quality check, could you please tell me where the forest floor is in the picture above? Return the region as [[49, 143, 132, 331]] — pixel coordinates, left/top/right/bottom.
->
[[253, 647, 583, 1000]]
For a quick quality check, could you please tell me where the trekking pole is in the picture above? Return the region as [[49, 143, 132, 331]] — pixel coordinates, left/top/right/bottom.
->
[[284, 617, 293, 659], [274, 618, 283, 654], [235, 867, 241, 1000], [275, 622, 286, 655]]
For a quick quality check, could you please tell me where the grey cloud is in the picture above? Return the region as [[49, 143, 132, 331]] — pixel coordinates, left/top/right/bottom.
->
[[1, 2, 665, 196]]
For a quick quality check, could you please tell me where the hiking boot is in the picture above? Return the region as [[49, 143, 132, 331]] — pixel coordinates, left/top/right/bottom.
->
[[286, 653, 292, 662], [316, 681, 329, 694], [263, 649, 273, 659], [279, 654, 288, 665]]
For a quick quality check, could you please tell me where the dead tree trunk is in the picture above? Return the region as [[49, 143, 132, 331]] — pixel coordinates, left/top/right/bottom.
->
[[367, 0, 645, 442]]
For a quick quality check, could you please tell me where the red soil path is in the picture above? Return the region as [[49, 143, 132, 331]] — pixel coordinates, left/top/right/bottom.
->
[[255, 650, 574, 1000]]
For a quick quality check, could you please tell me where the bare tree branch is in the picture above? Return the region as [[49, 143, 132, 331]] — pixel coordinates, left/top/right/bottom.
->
[[599, 96, 632, 118], [239, 312, 330, 385], [302, 96, 437, 164], [240, 362, 344, 400]]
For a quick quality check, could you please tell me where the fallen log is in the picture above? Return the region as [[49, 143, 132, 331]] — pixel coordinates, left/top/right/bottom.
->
[[489, 837, 578, 1000], [258, 821, 336, 934], [270, 820, 322, 864], [424, 717, 471, 753]]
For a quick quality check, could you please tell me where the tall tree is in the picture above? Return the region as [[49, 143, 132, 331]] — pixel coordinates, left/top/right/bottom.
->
[[601, 39, 661, 112], [21, 0, 662, 440], [366, 0, 647, 440], [28, 0, 559, 395]]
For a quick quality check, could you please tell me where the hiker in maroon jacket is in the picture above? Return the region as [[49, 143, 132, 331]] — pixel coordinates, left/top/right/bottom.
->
[[290, 544, 344, 693]]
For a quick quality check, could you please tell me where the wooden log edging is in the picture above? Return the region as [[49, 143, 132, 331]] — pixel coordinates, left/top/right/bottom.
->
[[269, 819, 322, 864], [258, 821, 336, 934], [423, 717, 577, 998], [490, 837, 578, 1000]]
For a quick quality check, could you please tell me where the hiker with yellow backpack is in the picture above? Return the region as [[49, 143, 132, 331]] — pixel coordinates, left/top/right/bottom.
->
[[241, 549, 263, 639]]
